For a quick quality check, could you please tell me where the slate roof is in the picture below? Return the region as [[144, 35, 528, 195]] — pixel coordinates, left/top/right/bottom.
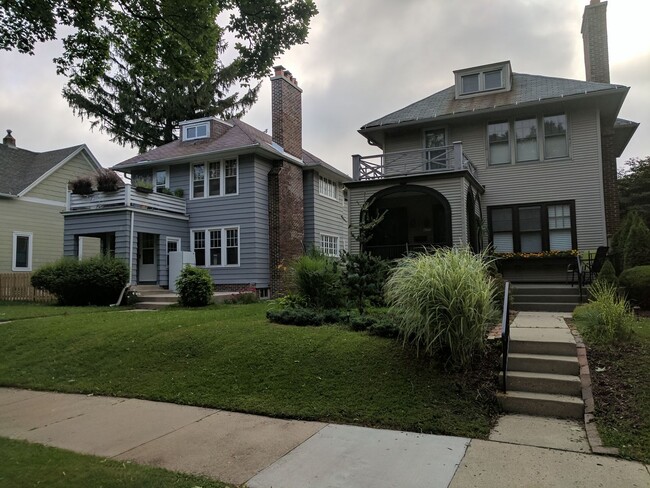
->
[[361, 73, 628, 130], [0, 144, 83, 195], [113, 118, 349, 180]]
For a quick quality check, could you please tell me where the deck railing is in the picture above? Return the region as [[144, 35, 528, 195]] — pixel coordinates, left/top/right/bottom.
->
[[352, 142, 477, 181], [66, 185, 186, 215]]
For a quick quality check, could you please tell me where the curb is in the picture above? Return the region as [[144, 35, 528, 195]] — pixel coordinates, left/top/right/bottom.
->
[[567, 321, 619, 456]]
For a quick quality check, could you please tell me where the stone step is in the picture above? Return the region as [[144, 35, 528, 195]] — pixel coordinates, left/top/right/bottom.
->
[[497, 391, 584, 419], [134, 301, 174, 310], [508, 353, 580, 375], [513, 302, 577, 313], [500, 371, 582, 396]]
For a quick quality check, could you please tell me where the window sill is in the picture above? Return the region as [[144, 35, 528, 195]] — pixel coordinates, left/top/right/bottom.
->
[[318, 193, 338, 202], [189, 192, 239, 201]]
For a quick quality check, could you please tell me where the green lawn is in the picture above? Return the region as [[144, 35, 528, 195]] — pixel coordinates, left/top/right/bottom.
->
[[0, 301, 115, 321], [579, 316, 650, 463], [0, 302, 498, 438], [0, 437, 231, 488]]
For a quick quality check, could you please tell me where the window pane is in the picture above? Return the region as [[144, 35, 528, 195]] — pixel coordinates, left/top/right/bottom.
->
[[194, 231, 205, 266], [493, 233, 513, 252], [544, 115, 566, 136], [519, 207, 541, 232], [550, 229, 572, 250], [544, 115, 568, 158], [196, 124, 207, 137], [225, 159, 237, 194], [484, 70, 502, 90], [209, 162, 220, 196], [515, 119, 538, 162], [193, 164, 205, 198], [491, 208, 512, 232], [521, 232, 543, 252], [488, 122, 510, 164], [210, 230, 221, 266], [15, 236, 29, 268], [548, 204, 571, 230], [155, 170, 167, 186], [425, 129, 445, 148], [186, 127, 196, 139], [462, 74, 479, 93], [226, 229, 238, 265]]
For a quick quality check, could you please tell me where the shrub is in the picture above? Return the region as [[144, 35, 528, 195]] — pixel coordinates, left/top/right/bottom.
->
[[174, 188, 184, 198], [368, 318, 400, 338], [612, 211, 644, 272], [175, 266, 213, 307], [225, 292, 259, 304], [31, 256, 128, 305], [340, 251, 389, 314], [70, 175, 94, 195], [95, 169, 121, 192], [594, 259, 618, 287], [159, 187, 174, 196], [266, 306, 346, 326], [385, 248, 498, 370], [132, 178, 153, 190], [623, 219, 650, 269], [575, 280, 634, 343], [290, 250, 343, 309], [619, 265, 650, 309]]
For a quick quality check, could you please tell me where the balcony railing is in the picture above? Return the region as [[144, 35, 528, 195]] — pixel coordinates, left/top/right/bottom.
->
[[352, 141, 477, 181], [66, 184, 186, 215]]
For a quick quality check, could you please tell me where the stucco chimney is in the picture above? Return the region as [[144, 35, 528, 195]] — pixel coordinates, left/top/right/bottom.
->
[[271, 65, 303, 159], [581, 0, 610, 83], [3, 129, 16, 148]]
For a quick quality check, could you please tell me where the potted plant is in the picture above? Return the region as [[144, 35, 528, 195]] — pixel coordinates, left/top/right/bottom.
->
[[70, 176, 94, 195], [96, 169, 121, 192], [132, 178, 153, 193], [159, 187, 174, 196], [174, 188, 184, 198]]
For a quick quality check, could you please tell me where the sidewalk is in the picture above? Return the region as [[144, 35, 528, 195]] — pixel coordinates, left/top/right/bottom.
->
[[1, 387, 648, 487]]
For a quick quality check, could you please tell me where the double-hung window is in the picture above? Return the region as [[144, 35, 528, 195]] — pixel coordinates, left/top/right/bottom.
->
[[319, 176, 337, 200], [191, 158, 238, 198], [515, 118, 538, 162], [544, 115, 568, 159], [488, 122, 510, 165], [192, 227, 239, 266], [12, 232, 32, 271], [424, 128, 447, 170], [489, 201, 575, 253], [320, 235, 339, 257], [155, 169, 168, 192]]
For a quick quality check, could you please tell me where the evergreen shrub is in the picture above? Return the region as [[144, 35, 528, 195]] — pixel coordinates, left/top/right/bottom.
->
[[176, 266, 213, 307]]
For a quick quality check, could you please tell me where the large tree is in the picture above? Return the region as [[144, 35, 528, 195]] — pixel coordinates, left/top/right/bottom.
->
[[0, 0, 317, 152], [618, 156, 650, 228]]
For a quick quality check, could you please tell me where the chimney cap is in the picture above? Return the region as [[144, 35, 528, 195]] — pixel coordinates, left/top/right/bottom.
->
[[3, 129, 16, 148]]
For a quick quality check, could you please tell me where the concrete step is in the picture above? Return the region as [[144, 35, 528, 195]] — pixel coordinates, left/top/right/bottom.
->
[[512, 286, 580, 296], [497, 391, 584, 419], [500, 371, 582, 396], [509, 329, 577, 356], [132, 285, 165, 292], [508, 353, 580, 375], [513, 302, 577, 313], [134, 301, 174, 310], [513, 294, 580, 304], [136, 294, 178, 303]]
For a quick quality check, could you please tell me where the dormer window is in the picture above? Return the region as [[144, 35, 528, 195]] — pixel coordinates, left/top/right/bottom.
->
[[455, 61, 511, 98], [183, 122, 209, 141]]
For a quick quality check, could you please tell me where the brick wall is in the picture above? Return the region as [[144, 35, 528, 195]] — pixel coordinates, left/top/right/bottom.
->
[[581, 1, 610, 84], [268, 161, 304, 297], [271, 66, 303, 159], [600, 127, 620, 237]]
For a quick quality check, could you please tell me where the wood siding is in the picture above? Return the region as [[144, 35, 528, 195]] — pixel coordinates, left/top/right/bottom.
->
[[304, 170, 349, 252], [27, 151, 97, 202]]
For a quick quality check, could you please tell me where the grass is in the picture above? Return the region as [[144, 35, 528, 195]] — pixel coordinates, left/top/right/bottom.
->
[[0, 437, 232, 487], [0, 302, 498, 438], [0, 301, 115, 321], [576, 314, 650, 463]]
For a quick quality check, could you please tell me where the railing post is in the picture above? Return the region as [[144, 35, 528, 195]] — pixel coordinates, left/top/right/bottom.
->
[[65, 189, 71, 211], [125, 184, 131, 207], [352, 155, 361, 181], [452, 141, 463, 170]]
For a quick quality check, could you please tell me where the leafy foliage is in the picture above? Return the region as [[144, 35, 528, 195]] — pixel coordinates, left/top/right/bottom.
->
[[618, 265, 650, 309], [595, 259, 618, 287], [612, 211, 645, 272], [385, 248, 498, 370], [95, 169, 121, 192], [619, 156, 650, 229], [175, 265, 213, 307], [340, 251, 388, 314], [574, 280, 634, 343], [623, 218, 650, 269], [289, 249, 343, 309], [31, 256, 128, 305], [0, 0, 318, 151], [266, 306, 345, 326]]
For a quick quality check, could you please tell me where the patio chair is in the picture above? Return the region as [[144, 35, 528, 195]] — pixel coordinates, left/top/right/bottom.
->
[[584, 246, 608, 283]]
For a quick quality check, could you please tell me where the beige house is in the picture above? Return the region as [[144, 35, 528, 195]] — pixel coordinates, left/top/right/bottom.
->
[[0, 131, 103, 273]]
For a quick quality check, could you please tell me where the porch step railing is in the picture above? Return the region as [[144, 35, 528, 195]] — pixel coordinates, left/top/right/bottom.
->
[[66, 184, 186, 215]]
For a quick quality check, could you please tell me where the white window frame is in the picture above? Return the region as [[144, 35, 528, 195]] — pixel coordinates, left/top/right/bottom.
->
[[543, 114, 569, 160], [166, 237, 181, 266], [183, 122, 209, 141], [190, 158, 239, 199], [12, 231, 33, 271], [319, 176, 337, 201], [320, 234, 339, 257], [154, 167, 170, 193], [460, 68, 504, 95], [191, 226, 240, 267]]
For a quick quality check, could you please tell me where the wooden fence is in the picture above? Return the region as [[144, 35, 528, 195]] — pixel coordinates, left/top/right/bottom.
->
[[0, 272, 55, 302]]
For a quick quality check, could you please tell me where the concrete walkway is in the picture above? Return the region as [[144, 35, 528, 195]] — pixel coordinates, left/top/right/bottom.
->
[[1, 387, 648, 487]]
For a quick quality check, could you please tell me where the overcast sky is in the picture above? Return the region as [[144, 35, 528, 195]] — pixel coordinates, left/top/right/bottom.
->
[[1, 0, 648, 175]]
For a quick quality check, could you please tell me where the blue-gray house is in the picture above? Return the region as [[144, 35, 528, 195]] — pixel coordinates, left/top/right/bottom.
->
[[62, 66, 349, 297]]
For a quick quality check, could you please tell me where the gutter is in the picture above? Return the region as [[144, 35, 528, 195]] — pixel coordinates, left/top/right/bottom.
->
[[0, 192, 17, 199]]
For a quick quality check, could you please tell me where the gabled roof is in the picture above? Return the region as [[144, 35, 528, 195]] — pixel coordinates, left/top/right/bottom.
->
[[113, 118, 349, 180], [0, 144, 89, 196], [361, 73, 628, 130]]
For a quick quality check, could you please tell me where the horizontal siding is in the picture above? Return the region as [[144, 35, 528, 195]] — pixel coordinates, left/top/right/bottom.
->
[[347, 176, 467, 254], [311, 171, 349, 252], [0, 200, 66, 272], [63, 211, 131, 261], [26, 151, 98, 202], [303, 170, 316, 247]]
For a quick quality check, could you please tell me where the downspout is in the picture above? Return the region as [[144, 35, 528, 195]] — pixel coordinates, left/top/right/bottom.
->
[[129, 210, 135, 284]]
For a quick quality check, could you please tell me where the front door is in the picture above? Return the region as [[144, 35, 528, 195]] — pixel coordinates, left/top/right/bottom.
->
[[139, 233, 157, 282]]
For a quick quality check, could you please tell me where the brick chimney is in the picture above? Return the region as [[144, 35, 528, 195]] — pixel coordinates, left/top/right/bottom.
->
[[3, 129, 16, 148], [271, 65, 303, 159], [581, 0, 610, 83]]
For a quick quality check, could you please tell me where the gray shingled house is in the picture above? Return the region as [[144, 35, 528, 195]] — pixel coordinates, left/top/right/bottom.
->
[[0, 132, 103, 273], [62, 67, 349, 297], [347, 0, 637, 284]]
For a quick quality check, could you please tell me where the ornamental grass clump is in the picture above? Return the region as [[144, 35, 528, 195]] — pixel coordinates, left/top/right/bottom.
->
[[574, 280, 634, 343], [385, 248, 498, 370]]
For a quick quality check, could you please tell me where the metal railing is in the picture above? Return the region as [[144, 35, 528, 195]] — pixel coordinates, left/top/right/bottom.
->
[[576, 255, 584, 303], [352, 142, 478, 181], [66, 184, 186, 215], [501, 281, 511, 393]]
